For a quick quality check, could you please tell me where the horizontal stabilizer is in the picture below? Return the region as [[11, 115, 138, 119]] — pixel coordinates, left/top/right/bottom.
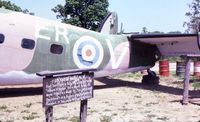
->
[[129, 34, 200, 56]]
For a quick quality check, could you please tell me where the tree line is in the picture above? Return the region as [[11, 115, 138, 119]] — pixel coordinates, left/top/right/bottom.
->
[[0, 0, 108, 31], [0, 0, 199, 33]]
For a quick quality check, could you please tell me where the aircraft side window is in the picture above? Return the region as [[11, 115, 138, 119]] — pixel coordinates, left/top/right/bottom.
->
[[50, 44, 63, 54], [0, 33, 5, 44], [21, 38, 35, 50]]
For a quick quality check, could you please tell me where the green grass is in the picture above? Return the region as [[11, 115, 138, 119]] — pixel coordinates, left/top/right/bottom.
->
[[21, 110, 30, 113], [104, 109, 111, 112], [100, 115, 112, 122], [157, 116, 169, 121], [5, 109, 14, 113], [69, 116, 80, 122], [147, 114, 156, 118], [0, 105, 7, 111], [167, 56, 181, 63], [55, 117, 68, 121], [145, 102, 159, 107], [112, 113, 118, 116], [24, 103, 33, 108], [89, 109, 98, 113], [5, 120, 14, 122], [112, 72, 143, 79], [22, 112, 39, 120], [103, 101, 109, 104], [192, 82, 200, 90]]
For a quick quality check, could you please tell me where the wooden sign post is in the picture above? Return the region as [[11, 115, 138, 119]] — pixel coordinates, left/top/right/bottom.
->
[[182, 57, 191, 105], [45, 106, 53, 122], [80, 100, 88, 122], [37, 69, 95, 122]]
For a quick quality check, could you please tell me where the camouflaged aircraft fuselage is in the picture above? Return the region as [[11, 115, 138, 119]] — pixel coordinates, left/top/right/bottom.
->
[[0, 9, 157, 84]]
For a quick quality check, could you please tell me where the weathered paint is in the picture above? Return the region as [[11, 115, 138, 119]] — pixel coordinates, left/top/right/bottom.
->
[[24, 19, 133, 73], [0, 9, 157, 84], [0, 8, 36, 73]]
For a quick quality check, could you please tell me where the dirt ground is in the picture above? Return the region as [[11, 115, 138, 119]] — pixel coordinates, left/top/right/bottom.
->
[[0, 73, 199, 122]]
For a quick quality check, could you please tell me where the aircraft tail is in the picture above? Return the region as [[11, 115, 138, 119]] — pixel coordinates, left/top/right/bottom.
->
[[98, 12, 118, 34]]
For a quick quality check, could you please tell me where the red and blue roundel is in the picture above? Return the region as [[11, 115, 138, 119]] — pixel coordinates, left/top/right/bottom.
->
[[73, 36, 104, 68]]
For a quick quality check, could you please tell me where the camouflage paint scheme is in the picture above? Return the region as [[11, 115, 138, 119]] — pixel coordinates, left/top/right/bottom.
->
[[0, 9, 157, 84], [25, 20, 157, 74], [1, 8, 200, 85]]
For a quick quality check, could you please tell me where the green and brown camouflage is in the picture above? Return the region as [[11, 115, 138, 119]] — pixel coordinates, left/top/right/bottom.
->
[[0, 8, 157, 74], [0, 8, 199, 85]]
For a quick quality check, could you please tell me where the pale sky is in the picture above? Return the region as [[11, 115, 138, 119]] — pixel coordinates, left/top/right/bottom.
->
[[6, 0, 191, 33]]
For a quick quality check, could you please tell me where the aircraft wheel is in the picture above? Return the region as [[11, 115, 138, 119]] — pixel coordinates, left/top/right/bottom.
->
[[142, 75, 160, 85]]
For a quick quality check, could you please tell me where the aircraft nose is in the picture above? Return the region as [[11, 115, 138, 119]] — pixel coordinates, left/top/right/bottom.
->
[[0, 33, 10, 73]]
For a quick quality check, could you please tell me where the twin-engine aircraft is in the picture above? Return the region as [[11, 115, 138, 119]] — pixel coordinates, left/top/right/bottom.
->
[[0, 8, 199, 85]]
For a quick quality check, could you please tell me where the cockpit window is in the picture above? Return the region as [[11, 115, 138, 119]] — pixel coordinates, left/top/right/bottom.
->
[[0, 33, 5, 44], [21, 38, 35, 49], [50, 44, 63, 54]]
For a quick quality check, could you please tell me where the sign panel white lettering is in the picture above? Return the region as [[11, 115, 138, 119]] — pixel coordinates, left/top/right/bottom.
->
[[43, 74, 93, 106]]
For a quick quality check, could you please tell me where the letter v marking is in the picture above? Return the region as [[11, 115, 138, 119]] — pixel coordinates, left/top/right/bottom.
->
[[106, 39, 128, 69]]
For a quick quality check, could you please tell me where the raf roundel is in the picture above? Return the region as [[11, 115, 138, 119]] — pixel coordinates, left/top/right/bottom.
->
[[73, 36, 104, 68]]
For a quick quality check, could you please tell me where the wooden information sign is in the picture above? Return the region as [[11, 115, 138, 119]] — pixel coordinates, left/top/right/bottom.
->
[[43, 74, 93, 106], [37, 69, 95, 122]]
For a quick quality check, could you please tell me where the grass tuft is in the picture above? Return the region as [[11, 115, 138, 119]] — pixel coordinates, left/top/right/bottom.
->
[[24, 103, 33, 108], [0, 105, 7, 111], [22, 112, 39, 120], [100, 115, 112, 122], [70, 116, 80, 122]]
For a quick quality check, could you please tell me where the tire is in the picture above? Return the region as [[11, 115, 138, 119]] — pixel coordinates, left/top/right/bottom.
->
[[142, 75, 159, 85]]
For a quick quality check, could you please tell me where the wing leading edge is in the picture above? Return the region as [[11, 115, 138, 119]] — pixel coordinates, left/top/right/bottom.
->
[[129, 34, 200, 56]]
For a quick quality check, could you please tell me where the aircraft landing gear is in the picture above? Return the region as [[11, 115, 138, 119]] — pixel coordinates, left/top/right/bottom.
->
[[142, 69, 159, 85]]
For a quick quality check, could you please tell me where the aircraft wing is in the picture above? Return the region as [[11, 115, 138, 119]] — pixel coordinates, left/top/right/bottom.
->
[[129, 34, 200, 56]]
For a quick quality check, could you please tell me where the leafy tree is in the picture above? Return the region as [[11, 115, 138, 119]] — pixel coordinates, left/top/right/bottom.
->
[[184, 0, 200, 33], [149, 31, 164, 34], [142, 27, 148, 34], [141, 27, 165, 34], [0, 0, 33, 14], [52, 0, 109, 31], [0, 0, 22, 12]]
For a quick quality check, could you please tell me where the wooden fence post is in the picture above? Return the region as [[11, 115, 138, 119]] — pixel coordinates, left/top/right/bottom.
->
[[182, 57, 191, 105]]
